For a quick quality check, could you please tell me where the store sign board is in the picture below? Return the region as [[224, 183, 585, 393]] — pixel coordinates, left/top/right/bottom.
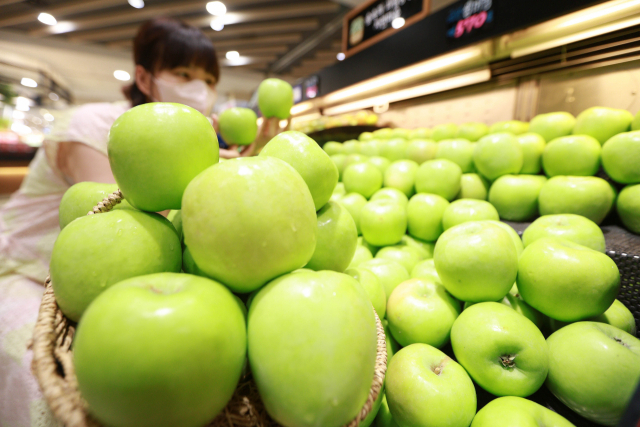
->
[[446, 0, 494, 40], [343, 0, 430, 57]]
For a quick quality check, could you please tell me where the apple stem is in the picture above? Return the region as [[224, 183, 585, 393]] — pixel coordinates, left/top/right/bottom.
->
[[499, 354, 516, 369], [614, 337, 629, 348]]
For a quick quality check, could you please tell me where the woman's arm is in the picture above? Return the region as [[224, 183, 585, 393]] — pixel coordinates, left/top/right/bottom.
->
[[57, 142, 115, 184]]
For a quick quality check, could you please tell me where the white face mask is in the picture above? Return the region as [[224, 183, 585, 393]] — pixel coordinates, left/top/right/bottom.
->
[[153, 77, 217, 115]]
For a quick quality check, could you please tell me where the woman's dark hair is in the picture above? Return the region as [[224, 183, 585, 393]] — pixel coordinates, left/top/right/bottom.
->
[[123, 17, 220, 106]]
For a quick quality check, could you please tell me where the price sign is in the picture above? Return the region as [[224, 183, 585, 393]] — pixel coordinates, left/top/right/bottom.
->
[[446, 0, 494, 39]]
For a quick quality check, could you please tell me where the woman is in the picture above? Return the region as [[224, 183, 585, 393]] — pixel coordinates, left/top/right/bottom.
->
[[0, 17, 278, 426]]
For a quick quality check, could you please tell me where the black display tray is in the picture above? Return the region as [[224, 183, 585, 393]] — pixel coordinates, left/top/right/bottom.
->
[[306, 126, 381, 146]]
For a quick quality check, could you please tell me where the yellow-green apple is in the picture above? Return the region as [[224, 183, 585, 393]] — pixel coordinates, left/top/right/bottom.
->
[[51, 210, 181, 321], [167, 210, 183, 244], [380, 138, 408, 162], [323, 141, 343, 155], [392, 128, 411, 139], [182, 157, 317, 293], [617, 184, 640, 233], [304, 201, 357, 272], [368, 156, 391, 174], [432, 123, 459, 141], [473, 133, 524, 181], [549, 299, 637, 335], [482, 221, 524, 257], [471, 396, 575, 427], [517, 238, 620, 321], [415, 159, 462, 201], [399, 235, 435, 259], [59, 182, 132, 229], [346, 267, 386, 318], [602, 130, 640, 184], [248, 270, 377, 427], [456, 122, 489, 142], [343, 162, 383, 199], [434, 221, 518, 302], [409, 127, 432, 139], [344, 153, 369, 168], [360, 200, 407, 246], [376, 246, 423, 272], [108, 103, 218, 211], [458, 173, 489, 200], [383, 160, 418, 197], [373, 394, 398, 427], [572, 106, 633, 144], [257, 78, 293, 119], [343, 139, 362, 154], [218, 107, 258, 145], [411, 258, 440, 281], [523, 214, 605, 252], [182, 246, 205, 276], [442, 199, 499, 230], [488, 175, 547, 221], [359, 258, 410, 301], [359, 236, 380, 256], [406, 139, 438, 164], [406, 193, 449, 241], [331, 182, 346, 201], [529, 112, 576, 142], [74, 273, 246, 427], [359, 132, 374, 141], [516, 133, 546, 174], [373, 128, 393, 139], [634, 110, 640, 130], [489, 120, 530, 135], [382, 320, 400, 362], [501, 284, 548, 331], [542, 135, 601, 177], [436, 138, 475, 172], [339, 193, 368, 234], [451, 302, 549, 396], [359, 388, 384, 427], [546, 322, 640, 426], [387, 278, 461, 348], [370, 187, 409, 207], [538, 176, 615, 224], [385, 344, 476, 427], [331, 154, 347, 180], [349, 245, 373, 268], [361, 140, 381, 157]]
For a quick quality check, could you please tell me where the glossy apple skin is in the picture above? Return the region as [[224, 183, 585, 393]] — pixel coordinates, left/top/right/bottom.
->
[[74, 273, 247, 427], [523, 214, 605, 252], [488, 175, 547, 221], [376, 246, 423, 273], [218, 107, 258, 145], [108, 103, 219, 211], [331, 182, 346, 202], [432, 123, 458, 141], [331, 154, 347, 181], [182, 157, 317, 293], [471, 396, 575, 427], [248, 270, 377, 427], [542, 135, 601, 177], [489, 120, 530, 135], [549, 299, 637, 335], [436, 138, 475, 172], [373, 394, 398, 427], [399, 235, 435, 259], [452, 302, 549, 397], [442, 199, 499, 230], [387, 278, 461, 348], [546, 322, 640, 426], [323, 141, 343, 155], [474, 133, 524, 181], [359, 236, 380, 256], [386, 344, 476, 427], [529, 112, 576, 142], [517, 238, 620, 322], [370, 188, 409, 207], [305, 201, 357, 272], [502, 284, 548, 331], [411, 258, 439, 281], [602, 130, 640, 184], [382, 320, 401, 363], [407, 193, 449, 242], [346, 267, 386, 318], [434, 221, 518, 302], [482, 221, 524, 257], [572, 106, 633, 144], [360, 199, 407, 246], [516, 133, 546, 174], [359, 387, 384, 427], [634, 110, 640, 130], [538, 176, 616, 224], [349, 245, 373, 268], [257, 78, 293, 119], [359, 258, 410, 302], [456, 122, 489, 142], [368, 156, 392, 175], [617, 184, 640, 233], [415, 159, 462, 201], [379, 138, 408, 162], [59, 182, 132, 229], [339, 193, 368, 235], [343, 162, 383, 199], [359, 132, 374, 141], [410, 127, 432, 139], [384, 160, 418, 197], [406, 139, 438, 164], [459, 173, 489, 200], [343, 140, 361, 154], [373, 128, 393, 139], [361, 140, 381, 156], [51, 210, 181, 321], [261, 131, 339, 210]]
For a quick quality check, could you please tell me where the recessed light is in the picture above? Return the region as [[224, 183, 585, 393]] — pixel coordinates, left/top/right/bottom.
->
[[38, 13, 57, 26], [337, 52, 346, 61], [113, 70, 131, 81], [44, 113, 55, 121], [206, 1, 227, 16], [392, 17, 405, 29], [210, 17, 224, 31], [128, 0, 145, 8], [226, 51, 240, 60], [21, 77, 37, 88], [49, 93, 59, 101]]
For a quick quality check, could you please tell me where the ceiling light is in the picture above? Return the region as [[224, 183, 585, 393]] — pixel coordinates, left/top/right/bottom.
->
[[290, 101, 314, 116], [50, 21, 76, 34], [21, 77, 37, 88], [37, 13, 57, 26], [15, 105, 30, 112], [44, 113, 55, 121], [392, 17, 405, 29], [279, 120, 288, 128], [206, 1, 227, 16], [210, 17, 224, 31], [11, 123, 32, 135], [128, 0, 145, 8], [226, 51, 240, 60], [336, 52, 346, 61], [12, 110, 25, 119], [113, 70, 131, 81], [16, 96, 32, 111], [49, 93, 59, 101]]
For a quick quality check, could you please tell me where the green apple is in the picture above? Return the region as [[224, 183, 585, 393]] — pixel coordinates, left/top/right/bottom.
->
[[74, 273, 246, 427], [370, 187, 409, 207], [405, 138, 438, 164], [248, 270, 377, 427], [383, 160, 418, 198], [442, 199, 499, 230], [456, 122, 489, 142], [415, 159, 462, 201], [458, 173, 489, 200], [546, 322, 640, 426], [359, 236, 380, 256], [489, 120, 530, 135], [182, 246, 204, 276], [452, 302, 549, 396], [359, 258, 410, 301], [406, 193, 449, 241], [59, 182, 131, 229], [602, 130, 640, 184], [471, 396, 575, 427], [392, 128, 411, 139], [257, 78, 293, 119], [360, 387, 384, 427], [373, 128, 393, 139], [572, 106, 633, 144], [411, 258, 439, 281], [360, 199, 407, 246], [538, 176, 616, 224], [634, 110, 640, 130], [359, 132, 374, 141], [529, 112, 575, 141], [488, 175, 547, 221], [387, 278, 461, 348], [51, 209, 181, 321], [343, 162, 383, 199], [501, 283, 547, 331], [349, 245, 373, 268], [108, 103, 218, 211], [386, 344, 476, 427], [542, 135, 601, 177], [167, 210, 183, 244], [331, 154, 347, 180], [368, 156, 391, 175], [517, 238, 620, 321], [434, 221, 518, 302], [218, 107, 258, 145], [339, 192, 368, 235], [374, 394, 399, 427], [182, 157, 317, 293], [382, 320, 400, 362], [436, 138, 475, 172], [516, 133, 546, 174], [324, 141, 343, 155], [432, 123, 459, 141], [343, 140, 361, 154], [523, 214, 606, 252], [482, 221, 524, 257], [261, 131, 339, 210], [549, 299, 637, 335], [474, 133, 524, 181], [617, 184, 640, 233], [361, 139, 381, 157], [331, 182, 346, 201], [304, 201, 357, 273], [346, 267, 386, 318], [376, 246, 423, 272], [409, 127, 432, 139], [344, 153, 369, 168], [380, 138, 408, 162], [399, 235, 435, 259]]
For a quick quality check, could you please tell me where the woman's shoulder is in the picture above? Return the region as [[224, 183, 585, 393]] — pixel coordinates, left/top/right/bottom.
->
[[69, 101, 129, 130]]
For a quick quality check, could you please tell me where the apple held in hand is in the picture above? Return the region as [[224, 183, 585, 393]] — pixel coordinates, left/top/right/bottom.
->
[[346, 267, 386, 318], [257, 78, 293, 119], [407, 193, 449, 241], [602, 130, 640, 184], [572, 106, 633, 144], [432, 123, 458, 141], [359, 258, 410, 301], [489, 120, 530, 135], [338, 192, 367, 235], [542, 135, 601, 177], [368, 156, 391, 174], [383, 160, 418, 198], [529, 112, 576, 142], [471, 396, 575, 427], [523, 214, 606, 252], [516, 133, 546, 174], [442, 199, 499, 230], [459, 173, 489, 200], [343, 162, 383, 199], [474, 133, 524, 181], [59, 182, 131, 229], [456, 122, 489, 142], [406, 139, 437, 164], [360, 199, 407, 246], [304, 201, 357, 272], [538, 176, 616, 224], [435, 138, 475, 172], [488, 174, 547, 221], [74, 273, 247, 427], [376, 246, 423, 272], [218, 107, 258, 146], [108, 103, 218, 211], [323, 141, 343, 155], [415, 159, 462, 201], [380, 138, 409, 162], [617, 184, 640, 233]]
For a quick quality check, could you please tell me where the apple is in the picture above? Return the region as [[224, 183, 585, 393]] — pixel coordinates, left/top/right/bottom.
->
[[432, 123, 459, 141], [549, 299, 637, 335], [51, 209, 181, 322], [59, 182, 132, 229], [516, 133, 546, 174], [323, 141, 344, 155], [538, 176, 616, 224], [442, 198, 500, 230], [380, 138, 409, 162], [529, 112, 576, 141], [248, 270, 377, 427], [542, 135, 601, 177], [501, 283, 548, 331], [74, 273, 246, 427], [360, 199, 407, 246], [373, 394, 398, 427], [399, 235, 435, 259], [343, 139, 362, 154], [392, 128, 411, 139], [370, 187, 409, 207], [411, 258, 439, 281], [382, 320, 401, 362], [634, 110, 640, 130], [409, 127, 432, 139], [434, 221, 518, 302], [108, 103, 219, 211], [435, 138, 475, 172], [167, 210, 183, 243], [387, 278, 461, 348], [572, 106, 633, 144], [385, 344, 476, 427], [415, 159, 462, 201], [218, 107, 258, 146], [473, 133, 524, 181], [406, 193, 449, 241], [368, 156, 392, 175], [257, 78, 293, 119], [489, 120, 530, 135], [182, 157, 317, 293], [458, 173, 489, 200], [344, 153, 369, 169], [488, 175, 547, 221], [405, 139, 438, 164], [346, 267, 386, 318], [517, 238, 620, 321], [376, 246, 423, 272], [339, 192, 368, 235], [456, 122, 489, 142], [523, 214, 606, 252], [482, 221, 524, 257], [359, 236, 380, 256], [602, 130, 640, 184], [373, 128, 393, 139], [471, 396, 575, 427], [452, 302, 549, 396], [331, 182, 346, 201], [383, 160, 418, 198], [361, 139, 381, 157], [359, 258, 410, 301], [304, 201, 357, 272], [331, 154, 347, 180], [182, 246, 205, 276], [343, 162, 383, 199], [546, 322, 640, 426], [359, 387, 384, 427], [617, 184, 640, 233], [359, 132, 374, 141], [349, 245, 373, 268]]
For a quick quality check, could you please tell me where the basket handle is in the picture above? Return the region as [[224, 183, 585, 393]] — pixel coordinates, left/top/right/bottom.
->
[[87, 190, 124, 216]]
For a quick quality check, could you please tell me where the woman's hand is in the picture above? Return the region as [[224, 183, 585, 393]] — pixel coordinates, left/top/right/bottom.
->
[[212, 114, 290, 158]]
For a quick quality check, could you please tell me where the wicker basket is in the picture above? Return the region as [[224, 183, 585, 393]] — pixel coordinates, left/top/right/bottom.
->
[[31, 191, 388, 427]]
